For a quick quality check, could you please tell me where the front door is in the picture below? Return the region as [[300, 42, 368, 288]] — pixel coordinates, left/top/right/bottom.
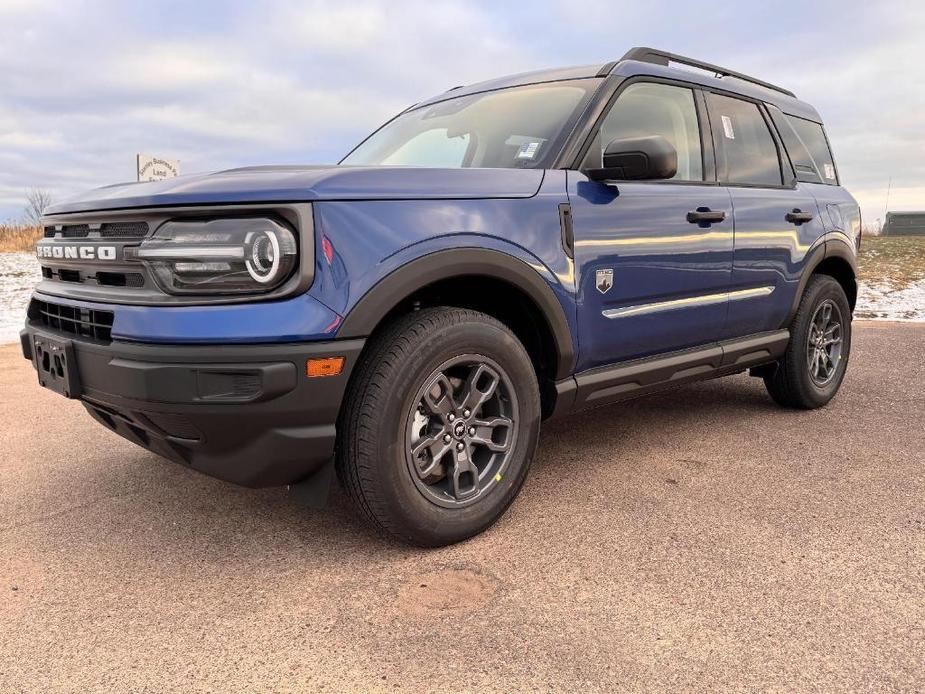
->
[[569, 81, 733, 371]]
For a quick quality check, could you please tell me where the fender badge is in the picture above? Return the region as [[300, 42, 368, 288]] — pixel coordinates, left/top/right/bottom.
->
[[596, 268, 613, 294]]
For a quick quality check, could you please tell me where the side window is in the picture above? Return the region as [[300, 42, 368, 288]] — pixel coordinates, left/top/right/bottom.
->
[[767, 106, 821, 184], [582, 82, 703, 181], [786, 115, 839, 184], [707, 93, 782, 186]]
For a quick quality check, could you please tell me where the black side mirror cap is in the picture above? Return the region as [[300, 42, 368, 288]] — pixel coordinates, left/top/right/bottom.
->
[[586, 135, 678, 182]]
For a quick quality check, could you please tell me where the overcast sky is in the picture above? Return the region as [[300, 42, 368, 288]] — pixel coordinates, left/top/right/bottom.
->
[[1, 0, 922, 224]]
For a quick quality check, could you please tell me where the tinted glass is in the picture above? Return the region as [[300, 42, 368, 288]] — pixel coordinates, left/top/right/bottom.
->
[[380, 130, 471, 168], [708, 93, 782, 186], [787, 115, 838, 184], [767, 106, 821, 183], [342, 80, 597, 169], [584, 82, 703, 181]]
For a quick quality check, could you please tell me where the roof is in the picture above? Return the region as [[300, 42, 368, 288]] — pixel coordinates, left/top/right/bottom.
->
[[415, 63, 606, 108], [416, 47, 822, 122]]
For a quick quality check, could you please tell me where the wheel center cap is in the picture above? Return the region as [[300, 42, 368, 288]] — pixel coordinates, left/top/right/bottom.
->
[[452, 421, 467, 439]]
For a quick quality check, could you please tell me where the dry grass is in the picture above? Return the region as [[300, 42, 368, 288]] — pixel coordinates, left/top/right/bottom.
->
[[858, 235, 925, 288], [0, 224, 42, 253]]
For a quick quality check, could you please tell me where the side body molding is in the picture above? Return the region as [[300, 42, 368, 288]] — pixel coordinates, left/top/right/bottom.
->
[[337, 248, 576, 380]]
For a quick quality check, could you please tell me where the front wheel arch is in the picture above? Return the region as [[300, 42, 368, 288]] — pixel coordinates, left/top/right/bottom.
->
[[337, 248, 576, 381]]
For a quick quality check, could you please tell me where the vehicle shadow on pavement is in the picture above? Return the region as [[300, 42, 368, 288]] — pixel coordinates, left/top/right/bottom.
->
[[37, 373, 782, 557]]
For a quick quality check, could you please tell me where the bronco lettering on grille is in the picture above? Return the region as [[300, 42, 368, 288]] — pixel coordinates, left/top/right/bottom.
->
[[37, 245, 118, 261]]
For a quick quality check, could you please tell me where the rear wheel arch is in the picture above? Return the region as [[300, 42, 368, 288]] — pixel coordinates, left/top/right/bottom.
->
[[814, 241, 858, 312], [785, 238, 858, 326]]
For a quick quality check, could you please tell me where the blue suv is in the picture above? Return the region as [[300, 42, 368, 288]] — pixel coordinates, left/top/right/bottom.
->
[[22, 48, 859, 545]]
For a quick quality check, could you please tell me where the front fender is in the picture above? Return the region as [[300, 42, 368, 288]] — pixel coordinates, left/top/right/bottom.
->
[[308, 182, 576, 377]]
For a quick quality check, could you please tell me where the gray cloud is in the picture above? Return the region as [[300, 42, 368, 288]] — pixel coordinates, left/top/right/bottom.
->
[[1, 0, 922, 224]]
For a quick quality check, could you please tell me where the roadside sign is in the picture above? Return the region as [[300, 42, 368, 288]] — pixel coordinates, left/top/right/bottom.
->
[[136, 154, 180, 182]]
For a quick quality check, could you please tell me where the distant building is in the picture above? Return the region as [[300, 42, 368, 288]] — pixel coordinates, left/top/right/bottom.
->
[[882, 211, 925, 236]]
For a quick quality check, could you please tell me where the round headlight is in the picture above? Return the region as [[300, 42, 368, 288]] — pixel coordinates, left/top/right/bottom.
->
[[245, 229, 282, 284], [134, 217, 299, 295]]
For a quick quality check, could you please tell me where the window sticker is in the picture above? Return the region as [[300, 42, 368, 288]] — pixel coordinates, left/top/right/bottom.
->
[[721, 115, 735, 140], [516, 140, 542, 160], [823, 163, 836, 180]]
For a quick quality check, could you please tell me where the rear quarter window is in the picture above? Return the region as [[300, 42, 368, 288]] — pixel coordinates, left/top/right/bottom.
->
[[786, 115, 839, 185], [766, 106, 821, 184]]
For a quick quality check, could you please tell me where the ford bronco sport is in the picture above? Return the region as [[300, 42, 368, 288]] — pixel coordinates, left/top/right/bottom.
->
[[22, 48, 859, 546]]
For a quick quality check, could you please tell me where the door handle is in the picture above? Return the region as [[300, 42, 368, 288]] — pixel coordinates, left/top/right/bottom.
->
[[785, 208, 814, 225], [686, 207, 726, 225]]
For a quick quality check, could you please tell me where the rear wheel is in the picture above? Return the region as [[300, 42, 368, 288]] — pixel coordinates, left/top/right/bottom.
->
[[336, 307, 541, 546], [764, 275, 852, 409]]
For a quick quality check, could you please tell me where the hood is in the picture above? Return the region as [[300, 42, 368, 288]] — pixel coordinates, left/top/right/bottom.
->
[[44, 165, 545, 215]]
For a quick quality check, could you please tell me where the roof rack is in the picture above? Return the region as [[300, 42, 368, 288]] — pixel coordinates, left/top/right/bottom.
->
[[605, 46, 796, 98]]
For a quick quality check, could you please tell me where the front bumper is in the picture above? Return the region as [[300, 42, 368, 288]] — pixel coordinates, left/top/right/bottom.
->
[[21, 324, 364, 488]]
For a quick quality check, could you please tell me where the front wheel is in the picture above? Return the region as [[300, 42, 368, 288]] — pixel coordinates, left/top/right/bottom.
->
[[336, 307, 541, 546], [764, 274, 852, 409]]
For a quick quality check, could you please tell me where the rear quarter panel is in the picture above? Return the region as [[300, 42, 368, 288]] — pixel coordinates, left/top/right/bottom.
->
[[806, 183, 862, 254]]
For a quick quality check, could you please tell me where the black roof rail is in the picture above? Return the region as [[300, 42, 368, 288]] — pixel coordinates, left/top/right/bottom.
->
[[613, 46, 796, 98], [595, 61, 619, 77]]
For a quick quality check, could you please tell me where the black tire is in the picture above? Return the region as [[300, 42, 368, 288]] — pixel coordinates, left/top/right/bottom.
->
[[764, 275, 852, 409], [336, 307, 541, 546]]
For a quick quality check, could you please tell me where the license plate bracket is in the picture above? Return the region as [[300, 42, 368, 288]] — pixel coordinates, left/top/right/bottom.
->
[[32, 334, 81, 399]]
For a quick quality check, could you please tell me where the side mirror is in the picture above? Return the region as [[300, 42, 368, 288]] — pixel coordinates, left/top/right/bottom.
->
[[586, 135, 678, 182]]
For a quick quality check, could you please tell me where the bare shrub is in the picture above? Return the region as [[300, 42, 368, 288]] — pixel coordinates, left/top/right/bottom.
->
[[24, 188, 54, 227]]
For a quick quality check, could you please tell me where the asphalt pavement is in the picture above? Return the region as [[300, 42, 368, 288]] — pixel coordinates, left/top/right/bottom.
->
[[1, 322, 923, 692]]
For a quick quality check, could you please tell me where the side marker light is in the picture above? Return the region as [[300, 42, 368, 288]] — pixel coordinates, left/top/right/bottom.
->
[[306, 357, 345, 378]]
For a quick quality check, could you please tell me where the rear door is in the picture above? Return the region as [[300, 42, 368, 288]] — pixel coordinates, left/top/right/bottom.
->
[[705, 92, 826, 338], [767, 107, 861, 254], [569, 80, 733, 370]]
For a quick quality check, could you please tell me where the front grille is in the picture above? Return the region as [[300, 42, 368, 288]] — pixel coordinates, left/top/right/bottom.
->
[[40, 267, 145, 288], [44, 221, 149, 239], [97, 271, 144, 287], [29, 299, 114, 343], [58, 269, 81, 283]]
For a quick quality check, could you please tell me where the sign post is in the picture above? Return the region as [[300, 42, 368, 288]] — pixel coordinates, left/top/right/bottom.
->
[[136, 154, 180, 182]]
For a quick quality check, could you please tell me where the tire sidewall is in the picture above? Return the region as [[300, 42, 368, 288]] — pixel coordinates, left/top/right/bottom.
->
[[789, 276, 852, 407], [366, 312, 540, 545]]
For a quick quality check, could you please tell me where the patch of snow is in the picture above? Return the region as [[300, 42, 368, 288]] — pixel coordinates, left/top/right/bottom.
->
[[0, 253, 40, 343], [855, 279, 925, 322]]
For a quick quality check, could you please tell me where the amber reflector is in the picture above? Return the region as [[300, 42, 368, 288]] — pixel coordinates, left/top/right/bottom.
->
[[306, 356, 345, 377]]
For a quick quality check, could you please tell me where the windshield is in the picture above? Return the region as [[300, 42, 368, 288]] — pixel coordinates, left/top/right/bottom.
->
[[341, 79, 598, 169]]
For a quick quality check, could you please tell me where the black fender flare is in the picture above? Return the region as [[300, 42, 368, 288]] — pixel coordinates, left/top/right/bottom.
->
[[784, 234, 858, 326], [337, 248, 576, 380]]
